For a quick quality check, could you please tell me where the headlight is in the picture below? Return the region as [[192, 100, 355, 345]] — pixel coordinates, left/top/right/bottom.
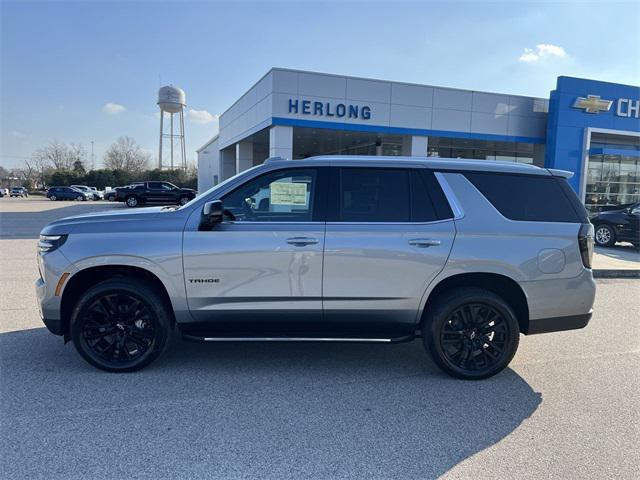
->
[[38, 234, 68, 253]]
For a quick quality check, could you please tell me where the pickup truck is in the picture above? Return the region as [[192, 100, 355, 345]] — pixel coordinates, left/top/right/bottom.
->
[[115, 181, 196, 207]]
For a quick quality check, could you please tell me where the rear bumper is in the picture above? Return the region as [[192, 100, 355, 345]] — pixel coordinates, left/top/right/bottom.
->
[[525, 311, 592, 335]]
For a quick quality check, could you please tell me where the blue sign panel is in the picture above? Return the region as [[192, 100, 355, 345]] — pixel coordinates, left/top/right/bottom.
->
[[288, 98, 371, 120], [545, 76, 640, 193]]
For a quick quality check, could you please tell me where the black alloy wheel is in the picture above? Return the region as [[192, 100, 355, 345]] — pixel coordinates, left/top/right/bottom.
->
[[71, 279, 171, 372], [422, 287, 519, 380]]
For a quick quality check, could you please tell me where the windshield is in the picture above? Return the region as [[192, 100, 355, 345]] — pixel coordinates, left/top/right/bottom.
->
[[178, 165, 263, 210]]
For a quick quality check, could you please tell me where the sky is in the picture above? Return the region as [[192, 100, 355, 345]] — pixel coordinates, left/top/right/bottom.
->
[[1, 0, 639, 170]]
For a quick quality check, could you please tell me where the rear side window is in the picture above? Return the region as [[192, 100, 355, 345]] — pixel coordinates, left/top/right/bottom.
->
[[334, 168, 451, 223], [464, 172, 585, 222], [339, 168, 410, 222]]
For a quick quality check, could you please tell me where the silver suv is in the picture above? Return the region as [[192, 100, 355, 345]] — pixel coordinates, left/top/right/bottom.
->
[[36, 156, 596, 379]]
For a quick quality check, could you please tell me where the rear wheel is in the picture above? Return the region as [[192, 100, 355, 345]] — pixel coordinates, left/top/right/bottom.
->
[[422, 287, 520, 380], [125, 195, 139, 207], [178, 195, 190, 206], [75, 195, 84, 201], [70, 278, 172, 372], [594, 224, 616, 247]]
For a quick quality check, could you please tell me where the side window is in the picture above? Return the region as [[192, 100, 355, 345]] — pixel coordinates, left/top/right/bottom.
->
[[148, 182, 162, 190], [339, 168, 410, 222], [464, 172, 584, 222], [161, 183, 175, 191], [410, 171, 437, 222], [222, 168, 317, 222]]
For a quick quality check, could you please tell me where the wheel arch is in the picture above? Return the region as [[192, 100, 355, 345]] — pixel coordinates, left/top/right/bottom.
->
[[60, 265, 175, 340], [421, 272, 530, 334]]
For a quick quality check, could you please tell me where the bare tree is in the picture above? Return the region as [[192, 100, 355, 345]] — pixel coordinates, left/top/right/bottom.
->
[[103, 136, 150, 172], [33, 140, 74, 170]]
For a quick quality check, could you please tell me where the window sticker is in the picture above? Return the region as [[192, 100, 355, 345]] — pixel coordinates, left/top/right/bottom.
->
[[270, 182, 308, 206]]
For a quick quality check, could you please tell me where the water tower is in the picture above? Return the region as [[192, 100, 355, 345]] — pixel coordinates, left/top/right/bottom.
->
[[157, 85, 187, 169]]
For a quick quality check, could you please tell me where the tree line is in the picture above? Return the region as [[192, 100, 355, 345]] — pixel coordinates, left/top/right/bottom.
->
[[2, 136, 197, 190]]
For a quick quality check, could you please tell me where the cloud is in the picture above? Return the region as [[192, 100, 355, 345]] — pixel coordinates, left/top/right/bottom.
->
[[187, 109, 217, 124], [102, 102, 126, 114], [519, 44, 567, 62], [8, 131, 26, 138]]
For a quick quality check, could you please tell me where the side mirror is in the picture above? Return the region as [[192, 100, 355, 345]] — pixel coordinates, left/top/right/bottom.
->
[[200, 200, 224, 230]]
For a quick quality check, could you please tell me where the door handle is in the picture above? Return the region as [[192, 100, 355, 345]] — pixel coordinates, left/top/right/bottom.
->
[[286, 237, 319, 246], [408, 238, 441, 248]]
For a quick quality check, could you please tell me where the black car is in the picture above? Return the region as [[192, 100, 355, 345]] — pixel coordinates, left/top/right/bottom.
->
[[591, 202, 639, 247], [115, 181, 196, 207]]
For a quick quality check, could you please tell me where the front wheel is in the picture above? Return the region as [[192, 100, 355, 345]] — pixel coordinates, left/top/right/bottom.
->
[[594, 224, 616, 247], [75, 195, 84, 201], [422, 287, 520, 380], [178, 195, 190, 206], [70, 278, 172, 372], [49, 195, 57, 201]]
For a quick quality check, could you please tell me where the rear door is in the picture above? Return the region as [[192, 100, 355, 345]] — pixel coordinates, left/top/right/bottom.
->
[[322, 167, 456, 338], [182, 167, 328, 336]]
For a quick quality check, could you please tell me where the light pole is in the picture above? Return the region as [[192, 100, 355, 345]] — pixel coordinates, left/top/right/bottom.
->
[[91, 141, 95, 170]]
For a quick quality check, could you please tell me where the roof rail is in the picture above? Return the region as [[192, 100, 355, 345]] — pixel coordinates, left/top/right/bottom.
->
[[263, 156, 289, 164], [547, 168, 574, 179]]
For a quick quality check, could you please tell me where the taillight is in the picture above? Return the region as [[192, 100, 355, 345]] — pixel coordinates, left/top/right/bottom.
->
[[578, 223, 594, 269]]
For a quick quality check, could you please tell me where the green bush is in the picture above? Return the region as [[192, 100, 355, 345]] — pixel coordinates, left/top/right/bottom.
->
[[43, 168, 197, 190]]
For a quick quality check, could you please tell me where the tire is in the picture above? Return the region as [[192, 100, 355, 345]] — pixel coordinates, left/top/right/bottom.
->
[[422, 287, 520, 380], [594, 224, 616, 247], [125, 195, 138, 208], [75, 195, 84, 201], [178, 195, 190, 206], [70, 278, 172, 372], [50, 195, 57, 201]]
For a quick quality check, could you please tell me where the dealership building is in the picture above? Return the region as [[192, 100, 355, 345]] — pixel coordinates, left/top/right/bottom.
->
[[197, 68, 640, 213]]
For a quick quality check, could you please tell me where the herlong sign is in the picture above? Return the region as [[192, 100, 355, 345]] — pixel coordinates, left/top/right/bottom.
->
[[288, 98, 371, 120]]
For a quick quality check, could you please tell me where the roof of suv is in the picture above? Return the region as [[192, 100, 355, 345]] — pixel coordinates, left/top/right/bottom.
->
[[264, 155, 568, 177]]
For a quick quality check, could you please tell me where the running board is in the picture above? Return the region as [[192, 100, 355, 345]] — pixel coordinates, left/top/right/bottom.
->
[[182, 334, 414, 344]]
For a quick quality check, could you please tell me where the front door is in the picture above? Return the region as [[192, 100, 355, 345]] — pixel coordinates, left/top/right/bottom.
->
[[146, 181, 175, 203], [182, 167, 327, 336], [322, 167, 455, 338]]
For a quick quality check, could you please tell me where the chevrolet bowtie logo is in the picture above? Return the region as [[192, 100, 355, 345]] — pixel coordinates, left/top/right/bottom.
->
[[572, 95, 613, 114]]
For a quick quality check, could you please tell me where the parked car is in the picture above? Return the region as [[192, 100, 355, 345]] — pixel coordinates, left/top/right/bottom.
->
[[10, 187, 28, 197], [70, 185, 103, 201], [115, 181, 196, 207], [0, 188, 9, 197], [591, 202, 640, 247], [36, 156, 595, 379], [46, 186, 90, 201]]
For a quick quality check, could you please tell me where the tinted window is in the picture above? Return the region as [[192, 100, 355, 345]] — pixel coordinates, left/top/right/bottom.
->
[[420, 171, 454, 220], [339, 168, 409, 222], [148, 182, 163, 190], [410, 171, 437, 222], [464, 172, 584, 222], [222, 168, 317, 222]]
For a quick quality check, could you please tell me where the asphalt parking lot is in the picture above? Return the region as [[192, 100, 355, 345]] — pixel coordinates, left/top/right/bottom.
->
[[0, 197, 638, 479]]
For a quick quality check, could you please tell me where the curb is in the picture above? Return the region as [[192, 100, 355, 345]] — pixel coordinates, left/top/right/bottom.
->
[[593, 269, 640, 279]]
